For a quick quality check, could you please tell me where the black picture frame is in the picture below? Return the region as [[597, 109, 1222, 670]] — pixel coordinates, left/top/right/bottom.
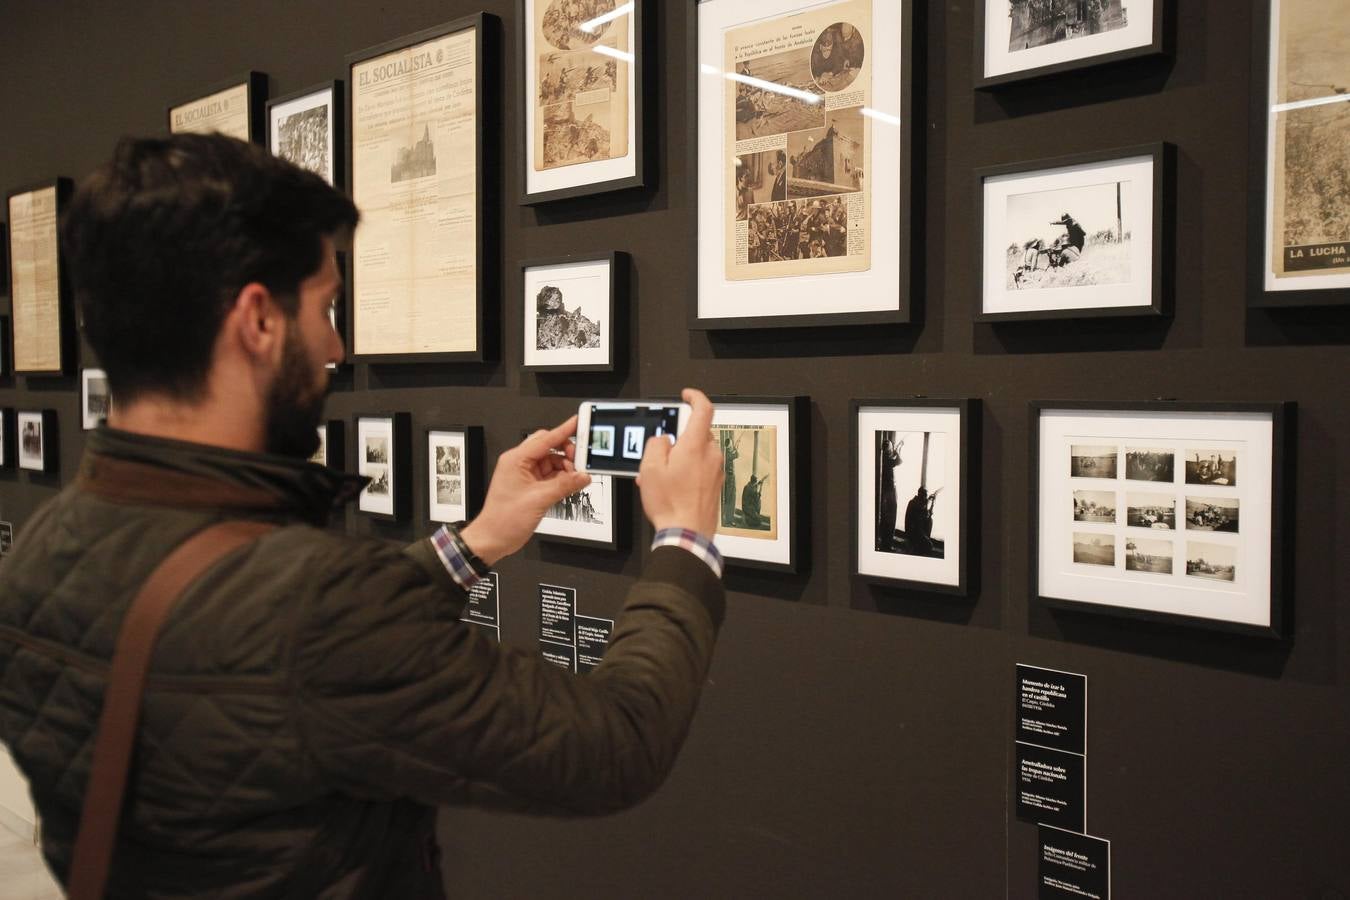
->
[[0, 408, 15, 469], [424, 424, 486, 528], [346, 15, 498, 365], [973, 0, 1171, 90], [516, 0, 649, 204], [850, 398, 980, 596], [1029, 400, 1293, 639], [1247, 2, 1350, 309], [267, 80, 345, 189], [974, 142, 1174, 322], [17, 408, 58, 474], [521, 250, 626, 373], [0, 317, 9, 378], [6, 178, 75, 376], [353, 411, 412, 522], [687, 0, 920, 331], [167, 71, 269, 143], [316, 419, 345, 470], [709, 395, 810, 574]]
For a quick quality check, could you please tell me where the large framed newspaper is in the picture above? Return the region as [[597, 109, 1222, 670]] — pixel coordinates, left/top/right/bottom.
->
[[168, 72, 268, 143], [6, 180, 74, 376], [1251, 0, 1350, 307], [347, 16, 494, 362], [691, 0, 917, 329]]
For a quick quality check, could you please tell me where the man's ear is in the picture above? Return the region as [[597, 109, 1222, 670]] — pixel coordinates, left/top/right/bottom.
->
[[229, 282, 286, 360]]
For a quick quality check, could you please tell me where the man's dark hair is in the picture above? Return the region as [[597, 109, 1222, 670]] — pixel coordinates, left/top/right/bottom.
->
[[62, 133, 359, 403]]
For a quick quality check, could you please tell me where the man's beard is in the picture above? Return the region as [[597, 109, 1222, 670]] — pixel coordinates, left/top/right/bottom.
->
[[263, 330, 328, 459]]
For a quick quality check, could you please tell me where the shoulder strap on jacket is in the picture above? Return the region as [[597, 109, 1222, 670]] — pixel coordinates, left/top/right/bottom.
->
[[66, 520, 277, 900]]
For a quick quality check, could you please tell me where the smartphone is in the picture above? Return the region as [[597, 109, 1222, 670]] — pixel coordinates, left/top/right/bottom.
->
[[575, 400, 693, 477]]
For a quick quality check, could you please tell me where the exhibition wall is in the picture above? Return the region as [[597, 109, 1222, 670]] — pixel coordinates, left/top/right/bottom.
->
[[1, 1, 1348, 896]]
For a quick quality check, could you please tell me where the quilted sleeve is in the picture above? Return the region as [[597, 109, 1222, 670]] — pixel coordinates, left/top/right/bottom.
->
[[290, 541, 725, 816]]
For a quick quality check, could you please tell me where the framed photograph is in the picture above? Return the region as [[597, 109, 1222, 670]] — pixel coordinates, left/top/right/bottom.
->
[[0, 409, 14, 469], [309, 420, 345, 469], [975, 0, 1169, 89], [1251, 0, 1350, 307], [81, 368, 111, 430], [852, 399, 979, 595], [519, 0, 646, 203], [690, 0, 918, 329], [426, 425, 485, 525], [355, 412, 412, 521], [528, 428, 622, 548], [268, 81, 343, 187], [977, 143, 1173, 321], [710, 396, 810, 573], [168, 72, 268, 143], [521, 251, 625, 372], [7, 180, 75, 375], [17, 409, 57, 474], [348, 16, 495, 363], [1033, 401, 1293, 637]]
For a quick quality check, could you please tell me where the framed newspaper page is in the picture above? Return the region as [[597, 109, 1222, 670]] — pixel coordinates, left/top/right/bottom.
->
[[690, 0, 918, 330], [425, 424, 485, 526], [519, 0, 647, 204], [347, 16, 496, 363], [168, 72, 268, 143], [7, 180, 74, 376], [975, 1, 1170, 90], [1032, 401, 1293, 637], [268, 81, 343, 188], [1251, 0, 1350, 307], [355, 412, 412, 522]]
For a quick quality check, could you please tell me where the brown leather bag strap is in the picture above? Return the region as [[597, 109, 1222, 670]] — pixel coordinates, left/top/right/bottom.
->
[[66, 520, 276, 900]]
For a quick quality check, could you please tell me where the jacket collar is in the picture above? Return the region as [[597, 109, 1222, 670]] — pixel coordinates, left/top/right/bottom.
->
[[77, 428, 367, 527]]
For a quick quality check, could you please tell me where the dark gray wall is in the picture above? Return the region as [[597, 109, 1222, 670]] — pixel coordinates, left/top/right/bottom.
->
[[2, 1, 1347, 897]]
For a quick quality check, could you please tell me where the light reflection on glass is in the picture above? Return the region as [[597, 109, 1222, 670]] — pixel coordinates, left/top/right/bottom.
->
[[579, 2, 633, 34]]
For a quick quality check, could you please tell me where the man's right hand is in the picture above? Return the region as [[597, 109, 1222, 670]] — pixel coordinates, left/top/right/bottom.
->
[[637, 389, 724, 538]]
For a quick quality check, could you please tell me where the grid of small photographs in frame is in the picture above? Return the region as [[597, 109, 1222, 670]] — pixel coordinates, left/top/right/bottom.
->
[[426, 425, 484, 526], [355, 413, 411, 521], [1034, 402, 1291, 636]]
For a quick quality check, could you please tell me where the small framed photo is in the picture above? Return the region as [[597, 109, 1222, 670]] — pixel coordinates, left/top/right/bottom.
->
[[355, 413, 411, 521], [852, 399, 979, 595], [977, 143, 1173, 321], [0, 409, 15, 469], [81, 368, 111, 430], [268, 81, 343, 187], [521, 252, 625, 372], [426, 425, 485, 525], [309, 420, 345, 469], [711, 396, 810, 573], [168, 72, 268, 143], [17, 409, 58, 474], [1033, 401, 1293, 637], [976, 0, 1170, 89], [529, 428, 623, 549]]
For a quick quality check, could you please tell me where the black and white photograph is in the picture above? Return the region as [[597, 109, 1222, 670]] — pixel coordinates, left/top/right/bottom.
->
[[390, 124, 437, 183], [1072, 490, 1116, 523], [1125, 537, 1173, 574], [1185, 449, 1237, 486], [734, 149, 787, 219], [436, 476, 463, 505], [1006, 0, 1130, 53], [1185, 497, 1239, 533], [1126, 493, 1175, 529], [1125, 447, 1173, 482], [357, 413, 409, 520], [20, 417, 41, 459], [873, 430, 947, 559], [365, 437, 388, 465], [365, 467, 390, 496], [786, 107, 866, 199], [535, 472, 616, 547], [1070, 444, 1117, 478], [427, 427, 481, 525], [810, 21, 866, 92], [589, 424, 615, 457], [1005, 181, 1131, 291], [622, 425, 644, 460], [978, 0, 1162, 88], [269, 82, 340, 187], [522, 254, 618, 371], [1186, 541, 1237, 583], [733, 48, 825, 141], [81, 368, 111, 430], [436, 444, 462, 476], [1072, 532, 1115, 567], [17, 410, 55, 474], [746, 196, 850, 264]]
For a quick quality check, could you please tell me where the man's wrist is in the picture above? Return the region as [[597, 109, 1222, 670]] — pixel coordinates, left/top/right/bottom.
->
[[651, 527, 723, 579], [458, 519, 508, 567]]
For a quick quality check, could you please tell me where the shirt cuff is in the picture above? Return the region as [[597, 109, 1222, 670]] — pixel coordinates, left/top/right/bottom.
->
[[431, 524, 491, 592], [651, 528, 724, 579]]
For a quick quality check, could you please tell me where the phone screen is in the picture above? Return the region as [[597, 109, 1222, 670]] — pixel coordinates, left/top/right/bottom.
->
[[582, 403, 683, 474]]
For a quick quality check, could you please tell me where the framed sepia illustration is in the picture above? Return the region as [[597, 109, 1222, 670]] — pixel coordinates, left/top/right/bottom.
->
[[168, 72, 268, 143], [348, 16, 495, 363], [710, 396, 810, 573], [852, 399, 979, 595], [0, 409, 15, 469], [975, 0, 1169, 89], [1032, 401, 1293, 637], [1251, 0, 1350, 307], [690, 0, 918, 329], [355, 412, 411, 521], [521, 251, 624, 372], [309, 420, 345, 469], [268, 81, 343, 187], [519, 0, 647, 203], [426, 425, 485, 526], [80, 368, 111, 430], [977, 143, 1173, 321], [17, 409, 58, 474], [7, 180, 74, 375]]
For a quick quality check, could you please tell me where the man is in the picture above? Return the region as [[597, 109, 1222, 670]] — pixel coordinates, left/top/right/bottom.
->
[[0, 134, 726, 898]]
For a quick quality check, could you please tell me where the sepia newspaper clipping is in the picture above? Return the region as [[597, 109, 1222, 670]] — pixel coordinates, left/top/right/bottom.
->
[[724, 0, 872, 282], [351, 27, 479, 356], [170, 82, 251, 140], [7, 187, 62, 372]]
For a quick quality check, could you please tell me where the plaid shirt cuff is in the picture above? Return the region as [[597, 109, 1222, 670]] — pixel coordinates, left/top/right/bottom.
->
[[431, 524, 491, 592], [651, 528, 724, 579]]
